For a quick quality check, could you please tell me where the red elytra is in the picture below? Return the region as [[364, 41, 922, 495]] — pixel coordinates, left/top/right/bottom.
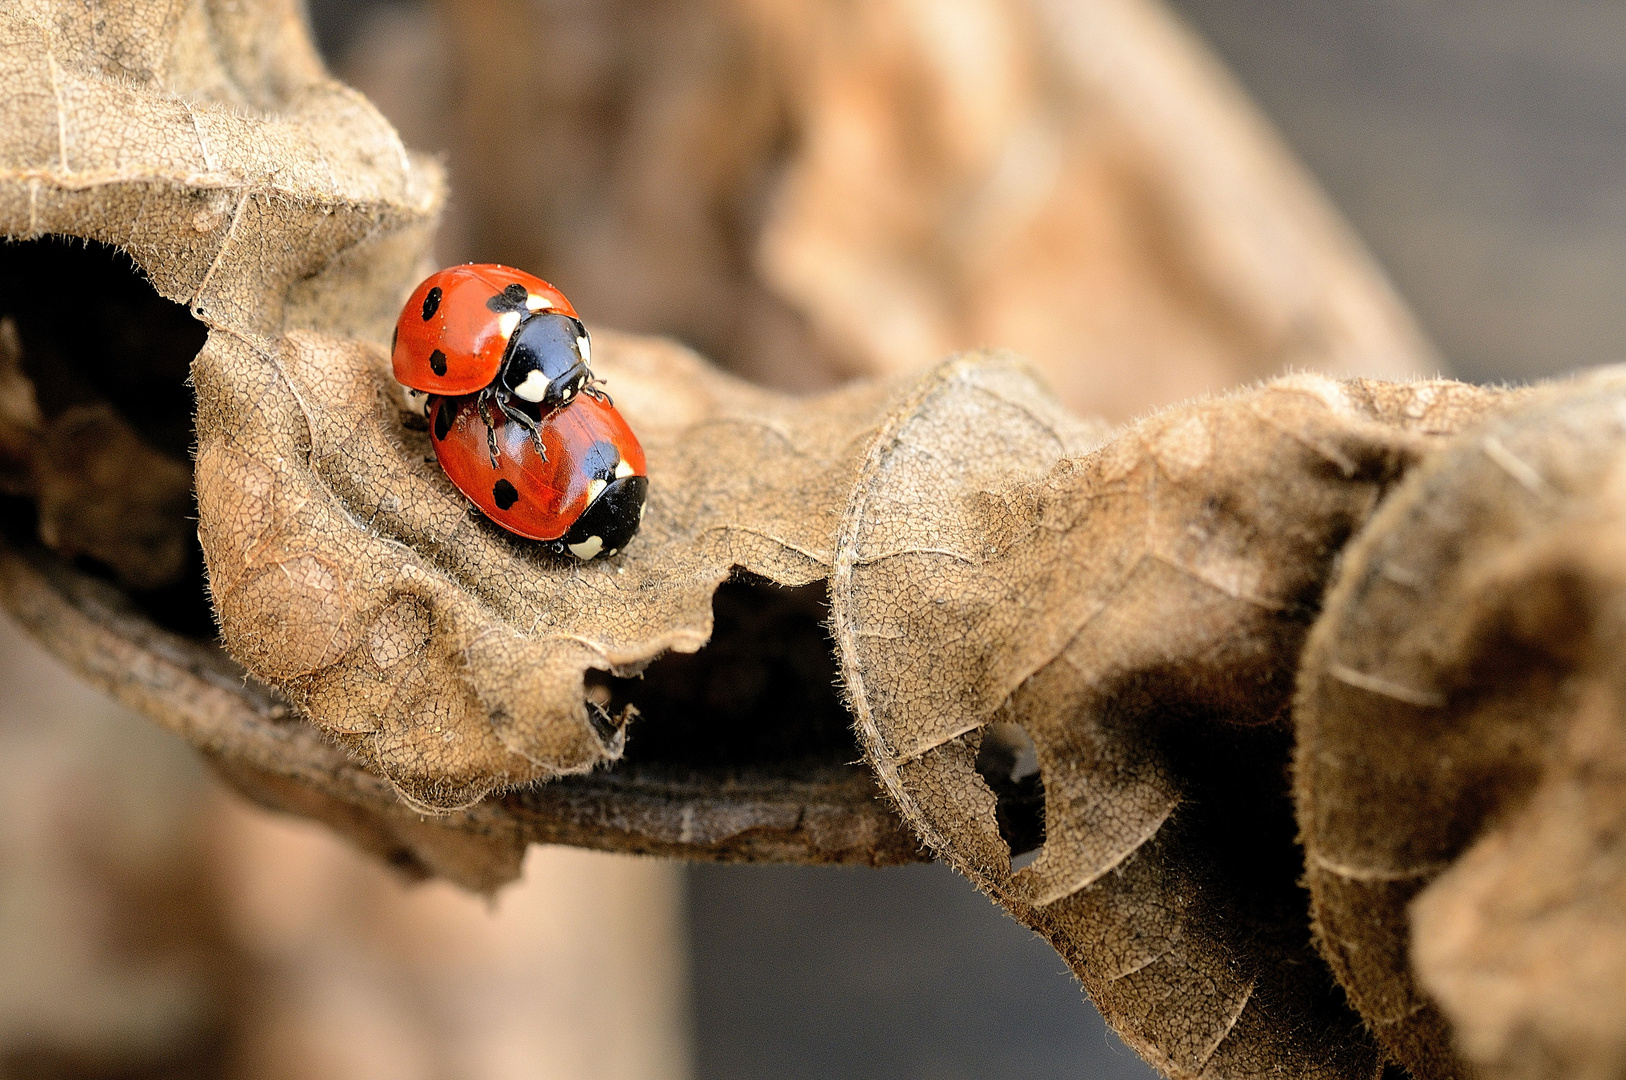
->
[[428, 391, 648, 557], [393, 264, 578, 397]]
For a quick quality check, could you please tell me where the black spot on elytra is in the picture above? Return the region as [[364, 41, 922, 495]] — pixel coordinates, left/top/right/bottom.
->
[[485, 282, 530, 314], [428, 348, 448, 376], [433, 401, 453, 441], [562, 475, 647, 550], [421, 286, 442, 320], [492, 478, 520, 510]]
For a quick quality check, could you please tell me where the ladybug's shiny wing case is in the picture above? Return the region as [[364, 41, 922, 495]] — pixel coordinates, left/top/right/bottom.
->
[[555, 393, 646, 479], [429, 394, 582, 539], [392, 265, 579, 396], [428, 393, 645, 552], [393, 267, 503, 396]]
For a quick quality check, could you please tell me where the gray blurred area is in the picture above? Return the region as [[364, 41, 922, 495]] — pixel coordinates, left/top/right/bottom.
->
[[687, 864, 1153, 1080], [1168, 0, 1626, 385]]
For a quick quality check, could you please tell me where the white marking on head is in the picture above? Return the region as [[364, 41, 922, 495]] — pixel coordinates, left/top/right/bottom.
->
[[605, 548, 618, 557], [513, 368, 549, 402], [577, 334, 591, 364], [526, 292, 553, 312], [568, 535, 604, 560], [587, 478, 607, 503], [496, 311, 522, 339], [637, 502, 646, 522], [614, 458, 634, 479]]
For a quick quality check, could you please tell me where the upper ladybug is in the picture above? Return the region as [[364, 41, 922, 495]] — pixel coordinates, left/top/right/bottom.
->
[[392, 265, 597, 435]]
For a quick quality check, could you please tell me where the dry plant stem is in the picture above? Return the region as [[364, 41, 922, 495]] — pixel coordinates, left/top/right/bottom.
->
[[0, 541, 919, 891], [1297, 369, 1626, 1080], [830, 368, 1511, 1078]]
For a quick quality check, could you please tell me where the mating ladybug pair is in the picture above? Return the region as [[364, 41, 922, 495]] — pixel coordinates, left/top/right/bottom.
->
[[392, 264, 647, 559]]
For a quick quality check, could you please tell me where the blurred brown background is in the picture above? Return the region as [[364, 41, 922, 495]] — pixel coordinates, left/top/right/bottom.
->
[[4, 1, 1623, 1078]]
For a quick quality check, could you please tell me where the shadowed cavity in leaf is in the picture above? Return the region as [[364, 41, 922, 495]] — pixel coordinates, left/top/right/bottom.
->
[[0, 237, 212, 636], [974, 721, 1046, 868], [589, 576, 860, 777]]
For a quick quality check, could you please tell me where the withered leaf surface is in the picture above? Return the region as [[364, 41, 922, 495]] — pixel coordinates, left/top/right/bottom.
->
[[196, 325, 918, 809], [1297, 369, 1626, 1080], [831, 367, 1508, 1078], [0, 0, 889, 811], [0, 0, 904, 866]]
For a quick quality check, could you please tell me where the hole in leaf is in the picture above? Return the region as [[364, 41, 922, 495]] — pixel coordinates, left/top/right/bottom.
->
[[589, 575, 862, 778], [0, 237, 205, 457], [0, 237, 213, 637], [975, 721, 1047, 866]]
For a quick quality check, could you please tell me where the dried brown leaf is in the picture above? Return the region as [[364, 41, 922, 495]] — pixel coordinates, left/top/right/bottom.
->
[[1296, 369, 1626, 1080], [830, 368, 1509, 1078], [0, 0, 928, 814], [0, 0, 438, 558], [0, 0, 915, 873], [5, 3, 1568, 1073], [195, 323, 917, 808]]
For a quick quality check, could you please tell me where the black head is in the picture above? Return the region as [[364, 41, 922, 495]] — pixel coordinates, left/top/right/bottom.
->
[[499, 312, 591, 412]]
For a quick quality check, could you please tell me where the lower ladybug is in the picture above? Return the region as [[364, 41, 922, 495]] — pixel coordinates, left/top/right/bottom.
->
[[427, 390, 648, 559]]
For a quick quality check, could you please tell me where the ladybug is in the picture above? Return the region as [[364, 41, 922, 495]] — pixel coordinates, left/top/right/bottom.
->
[[393, 264, 603, 462], [395, 264, 648, 558], [428, 392, 648, 558]]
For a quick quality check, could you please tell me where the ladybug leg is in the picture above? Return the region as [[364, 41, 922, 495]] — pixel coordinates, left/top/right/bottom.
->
[[583, 377, 614, 406], [497, 396, 549, 462], [484, 421, 500, 468], [475, 388, 501, 467]]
